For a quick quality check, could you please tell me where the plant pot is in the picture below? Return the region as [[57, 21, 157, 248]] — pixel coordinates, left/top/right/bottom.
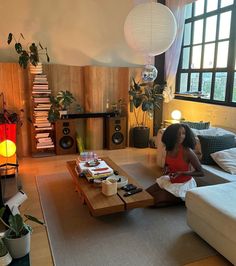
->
[[0, 251, 12, 265], [29, 62, 43, 74], [3, 230, 31, 259], [133, 126, 150, 148], [59, 110, 68, 118]]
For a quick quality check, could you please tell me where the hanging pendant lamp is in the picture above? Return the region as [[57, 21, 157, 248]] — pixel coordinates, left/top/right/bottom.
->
[[124, 2, 177, 56]]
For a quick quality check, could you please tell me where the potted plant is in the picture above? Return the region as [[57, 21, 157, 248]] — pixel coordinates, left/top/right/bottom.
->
[[48, 90, 76, 122], [0, 238, 12, 265], [110, 98, 126, 116], [0, 207, 44, 259], [7, 33, 50, 69], [129, 78, 164, 148]]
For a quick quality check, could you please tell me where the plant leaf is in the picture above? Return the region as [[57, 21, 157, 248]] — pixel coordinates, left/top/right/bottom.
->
[[0, 207, 6, 218], [8, 214, 24, 237], [24, 214, 45, 225], [39, 42, 43, 49], [20, 33, 25, 40], [133, 97, 142, 108], [19, 51, 29, 69], [15, 43, 22, 54], [7, 33, 13, 44]]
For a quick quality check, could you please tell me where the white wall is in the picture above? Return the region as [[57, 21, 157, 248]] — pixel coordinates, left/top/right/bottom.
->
[[0, 0, 148, 67]]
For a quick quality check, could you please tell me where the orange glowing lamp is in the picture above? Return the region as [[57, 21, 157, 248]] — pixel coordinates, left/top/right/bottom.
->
[[0, 140, 16, 157]]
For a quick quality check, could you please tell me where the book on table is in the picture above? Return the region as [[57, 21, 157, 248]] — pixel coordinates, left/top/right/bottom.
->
[[77, 160, 114, 181]]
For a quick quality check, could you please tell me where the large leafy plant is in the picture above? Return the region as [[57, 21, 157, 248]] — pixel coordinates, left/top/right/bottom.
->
[[48, 90, 76, 122], [129, 78, 165, 127], [56, 90, 76, 111], [7, 33, 50, 69], [0, 207, 44, 239]]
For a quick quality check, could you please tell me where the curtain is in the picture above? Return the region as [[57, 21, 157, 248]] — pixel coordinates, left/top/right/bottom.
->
[[163, 0, 197, 103]]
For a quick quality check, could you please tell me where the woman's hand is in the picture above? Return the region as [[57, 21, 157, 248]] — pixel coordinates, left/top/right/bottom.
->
[[169, 172, 182, 180]]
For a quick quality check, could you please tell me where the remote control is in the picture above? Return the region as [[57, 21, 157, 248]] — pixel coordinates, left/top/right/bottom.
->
[[124, 188, 143, 197], [121, 184, 137, 191]]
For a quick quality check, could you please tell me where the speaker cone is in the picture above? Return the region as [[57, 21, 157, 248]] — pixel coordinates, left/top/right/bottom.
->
[[115, 125, 121, 131], [63, 127, 70, 135], [59, 136, 74, 149], [112, 132, 124, 145]]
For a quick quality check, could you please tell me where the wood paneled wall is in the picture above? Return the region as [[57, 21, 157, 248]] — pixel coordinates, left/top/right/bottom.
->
[[0, 63, 30, 157], [0, 63, 153, 156]]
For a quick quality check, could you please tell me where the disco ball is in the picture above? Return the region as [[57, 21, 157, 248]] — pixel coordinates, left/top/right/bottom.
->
[[141, 65, 158, 82]]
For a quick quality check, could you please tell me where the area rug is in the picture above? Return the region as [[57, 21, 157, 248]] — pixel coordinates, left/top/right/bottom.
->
[[36, 163, 218, 266]]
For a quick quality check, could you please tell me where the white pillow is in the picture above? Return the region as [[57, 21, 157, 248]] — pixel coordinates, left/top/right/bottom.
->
[[211, 148, 236, 174]]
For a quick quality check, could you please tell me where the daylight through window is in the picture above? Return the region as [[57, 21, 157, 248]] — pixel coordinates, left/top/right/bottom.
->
[[176, 0, 236, 106]]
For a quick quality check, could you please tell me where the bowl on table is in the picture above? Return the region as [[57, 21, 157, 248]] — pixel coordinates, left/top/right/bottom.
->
[[106, 175, 128, 189]]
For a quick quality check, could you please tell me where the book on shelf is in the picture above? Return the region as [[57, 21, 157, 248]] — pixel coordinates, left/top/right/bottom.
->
[[34, 122, 52, 127], [34, 116, 49, 120], [37, 139, 53, 145], [33, 86, 49, 90], [33, 99, 50, 103], [34, 103, 51, 107], [34, 74, 47, 78], [37, 137, 53, 143], [35, 132, 50, 138], [34, 107, 51, 111], [36, 144, 55, 149], [35, 126, 53, 131], [33, 80, 48, 84], [32, 90, 51, 94]]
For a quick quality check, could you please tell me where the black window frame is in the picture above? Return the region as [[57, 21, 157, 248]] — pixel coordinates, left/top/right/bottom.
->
[[176, 0, 236, 107]]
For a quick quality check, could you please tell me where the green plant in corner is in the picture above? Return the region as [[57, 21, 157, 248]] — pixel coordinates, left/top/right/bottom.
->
[[129, 78, 165, 127], [7, 33, 50, 69]]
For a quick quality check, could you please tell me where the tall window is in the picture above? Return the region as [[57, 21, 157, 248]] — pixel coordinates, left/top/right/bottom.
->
[[176, 0, 236, 106]]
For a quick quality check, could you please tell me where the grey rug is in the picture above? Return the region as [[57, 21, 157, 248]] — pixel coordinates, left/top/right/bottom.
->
[[36, 163, 217, 266]]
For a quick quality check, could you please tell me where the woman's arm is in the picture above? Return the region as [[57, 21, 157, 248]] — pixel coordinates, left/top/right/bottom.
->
[[183, 148, 204, 177]]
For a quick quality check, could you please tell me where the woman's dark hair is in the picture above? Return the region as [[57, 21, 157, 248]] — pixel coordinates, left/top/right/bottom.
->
[[161, 123, 196, 151]]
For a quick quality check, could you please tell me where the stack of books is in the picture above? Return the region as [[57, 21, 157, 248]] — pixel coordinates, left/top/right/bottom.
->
[[35, 132, 54, 149], [76, 159, 114, 181], [32, 74, 54, 150]]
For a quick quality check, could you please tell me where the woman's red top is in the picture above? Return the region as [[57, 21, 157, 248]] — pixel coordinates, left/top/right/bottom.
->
[[165, 145, 192, 183]]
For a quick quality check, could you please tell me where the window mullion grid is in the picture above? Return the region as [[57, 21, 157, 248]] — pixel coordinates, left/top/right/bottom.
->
[[199, 0, 208, 93], [225, 3, 236, 103]]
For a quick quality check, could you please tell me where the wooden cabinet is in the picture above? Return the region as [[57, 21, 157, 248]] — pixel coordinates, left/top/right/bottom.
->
[[30, 73, 55, 157]]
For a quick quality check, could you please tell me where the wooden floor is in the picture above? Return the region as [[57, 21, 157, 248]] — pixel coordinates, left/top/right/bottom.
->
[[14, 148, 231, 266]]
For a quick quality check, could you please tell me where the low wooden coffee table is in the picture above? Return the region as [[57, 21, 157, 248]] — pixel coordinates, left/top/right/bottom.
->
[[66, 157, 154, 216]]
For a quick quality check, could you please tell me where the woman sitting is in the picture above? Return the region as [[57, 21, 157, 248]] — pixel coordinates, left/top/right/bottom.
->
[[146, 123, 204, 207]]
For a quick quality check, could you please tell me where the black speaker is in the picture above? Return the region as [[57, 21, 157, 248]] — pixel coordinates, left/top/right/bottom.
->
[[106, 117, 127, 149], [55, 119, 77, 155]]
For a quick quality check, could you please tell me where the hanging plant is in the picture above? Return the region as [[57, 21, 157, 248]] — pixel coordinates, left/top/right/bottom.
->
[[7, 33, 50, 69]]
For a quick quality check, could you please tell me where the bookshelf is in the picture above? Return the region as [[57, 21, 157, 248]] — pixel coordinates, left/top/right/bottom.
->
[[30, 73, 55, 157]]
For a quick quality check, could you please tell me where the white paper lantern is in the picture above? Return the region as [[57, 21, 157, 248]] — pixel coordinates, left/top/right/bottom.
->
[[124, 2, 177, 56]]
